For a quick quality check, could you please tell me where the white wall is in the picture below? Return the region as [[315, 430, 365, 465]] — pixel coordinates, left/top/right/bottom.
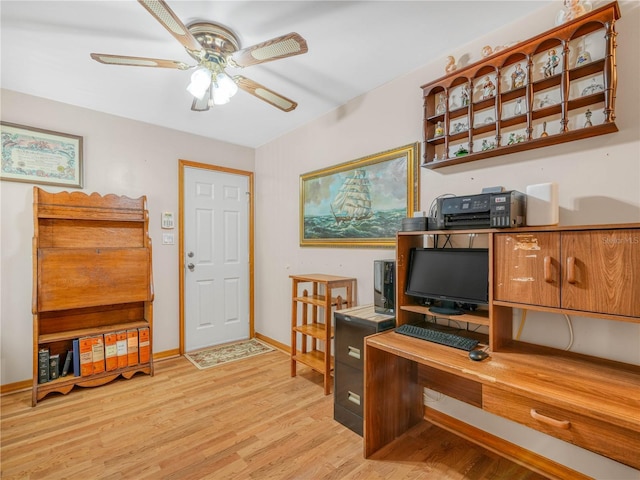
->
[[254, 2, 640, 478], [0, 89, 254, 385]]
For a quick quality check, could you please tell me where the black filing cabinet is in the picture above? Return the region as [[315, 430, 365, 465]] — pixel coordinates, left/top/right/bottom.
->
[[334, 305, 395, 435]]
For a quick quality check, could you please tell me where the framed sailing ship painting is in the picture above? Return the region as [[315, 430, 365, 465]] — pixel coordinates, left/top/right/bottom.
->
[[300, 143, 420, 247]]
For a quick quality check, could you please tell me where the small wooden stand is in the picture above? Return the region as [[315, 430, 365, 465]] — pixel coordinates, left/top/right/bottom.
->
[[290, 274, 357, 395]]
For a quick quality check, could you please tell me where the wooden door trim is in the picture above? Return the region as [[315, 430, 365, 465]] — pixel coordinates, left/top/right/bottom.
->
[[178, 159, 255, 354]]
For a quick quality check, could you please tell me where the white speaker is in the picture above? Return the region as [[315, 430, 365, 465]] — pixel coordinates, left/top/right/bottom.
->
[[526, 182, 559, 226]]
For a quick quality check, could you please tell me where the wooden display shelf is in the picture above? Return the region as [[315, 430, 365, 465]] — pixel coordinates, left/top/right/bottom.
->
[[293, 322, 333, 340], [421, 1, 621, 168], [290, 273, 356, 395], [35, 364, 151, 402], [292, 350, 334, 375], [400, 305, 490, 327], [38, 320, 150, 344]]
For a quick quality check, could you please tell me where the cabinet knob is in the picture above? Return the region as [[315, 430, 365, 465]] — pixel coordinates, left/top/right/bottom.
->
[[566, 256, 577, 284]]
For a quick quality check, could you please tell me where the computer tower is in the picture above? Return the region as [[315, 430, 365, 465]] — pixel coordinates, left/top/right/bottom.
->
[[374, 259, 395, 314]]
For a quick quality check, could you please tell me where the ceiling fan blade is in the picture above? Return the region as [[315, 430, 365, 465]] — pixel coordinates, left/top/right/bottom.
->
[[235, 76, 297, 112], [191, 86, 210, 112], [137, 0, 203, 53], [90, 53, 191, 69], [231, 33, 308, 68]]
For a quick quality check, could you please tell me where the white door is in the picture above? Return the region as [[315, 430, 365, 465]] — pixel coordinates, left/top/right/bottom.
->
[[183, 166, 250, 351]]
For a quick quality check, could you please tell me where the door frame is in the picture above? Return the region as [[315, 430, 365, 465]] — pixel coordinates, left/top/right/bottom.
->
[[178, 159, 255, 354]]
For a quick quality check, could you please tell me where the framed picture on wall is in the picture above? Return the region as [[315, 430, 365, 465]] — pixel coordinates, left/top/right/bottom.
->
[[300, 142, 420, 248], [0, 122, 83, 188]]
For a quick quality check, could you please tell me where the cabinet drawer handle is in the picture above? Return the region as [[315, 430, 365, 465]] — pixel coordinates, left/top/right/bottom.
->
[[543, 256, 553, 283], [530, 409, 571, 430], [348, 391, 361, 406], [348, 346, 361, 359], [566, 256, 577, 284]]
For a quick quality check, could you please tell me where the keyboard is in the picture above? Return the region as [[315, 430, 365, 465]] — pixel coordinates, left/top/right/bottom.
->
[[395, 324, 479, 351]]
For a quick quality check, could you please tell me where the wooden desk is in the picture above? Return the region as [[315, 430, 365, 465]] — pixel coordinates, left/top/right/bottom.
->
[[364, 330, 640, 474]]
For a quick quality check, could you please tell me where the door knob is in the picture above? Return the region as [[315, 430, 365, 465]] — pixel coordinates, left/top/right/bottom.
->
[[187, 251, 194, 258], [187, 263, 195, 271]]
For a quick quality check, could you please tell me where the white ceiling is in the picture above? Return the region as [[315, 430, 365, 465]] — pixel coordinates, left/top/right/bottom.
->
[[1, 1, 552, 148]]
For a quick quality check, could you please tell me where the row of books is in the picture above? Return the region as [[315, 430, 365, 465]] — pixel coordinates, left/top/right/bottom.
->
[[38, 327, 150, 384]]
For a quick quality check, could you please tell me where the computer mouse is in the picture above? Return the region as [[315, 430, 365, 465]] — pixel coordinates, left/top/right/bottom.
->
[[468, 349, 489, 361]]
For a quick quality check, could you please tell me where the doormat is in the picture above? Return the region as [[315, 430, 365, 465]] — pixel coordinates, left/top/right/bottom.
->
[[185, 339, 275, 370]]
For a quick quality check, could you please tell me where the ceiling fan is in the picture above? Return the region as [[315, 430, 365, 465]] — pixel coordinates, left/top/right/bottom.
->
[[90, 0, 308, 112]]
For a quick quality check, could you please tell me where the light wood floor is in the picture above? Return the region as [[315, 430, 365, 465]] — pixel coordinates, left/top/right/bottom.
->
[[1, 349, 547, 479]]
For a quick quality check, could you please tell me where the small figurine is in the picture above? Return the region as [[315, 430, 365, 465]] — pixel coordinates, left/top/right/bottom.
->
[[434, 121, 444, 137], [481, 139, 496, 151], [543, 49, 560, 78], [584, 109, 593, 127], [581, 78, 604, 96], [435, 93, 447, 114], [540, 121, 549, 137], [511, 63, 526, 89], [539, 94, 552, 108], [454, 145, 469, 157], [515, 98, 523, 115], [556, 0, 591, 25], [445, 56, 457, 74], [452, 122, 468, 134], [507, 133, 517, 145], [575, 39, 592, 67], [481, 76, 496, 100], [461, 84, 470, 106], [481, 45, 493, 58]]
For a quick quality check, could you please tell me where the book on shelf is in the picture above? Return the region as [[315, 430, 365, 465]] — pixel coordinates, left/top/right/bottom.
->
[[138, 327, 150, 364], [38, 348, 50, 384], [61, 350, 73, 377], [72, 339, 80, 377], [49, 354, 60, 380], [79, 337, 93, 377], [127, 329, 139, 366], [104, 332, 118, 371], [116, 331, 128, 369], [91, 335, 105, 375]]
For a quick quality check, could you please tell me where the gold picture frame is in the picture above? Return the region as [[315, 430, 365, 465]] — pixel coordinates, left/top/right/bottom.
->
[[1, 122, 83, 188], [300, 142, 420, 248]]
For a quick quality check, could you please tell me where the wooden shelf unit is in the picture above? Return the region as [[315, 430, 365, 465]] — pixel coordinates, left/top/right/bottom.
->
[[32, 188, 154, 405], [290, 273, 356, 395], [364, 223, 640, 471], [421, 1, 620, 169]]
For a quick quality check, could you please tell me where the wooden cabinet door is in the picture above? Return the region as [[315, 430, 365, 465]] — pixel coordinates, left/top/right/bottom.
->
[[561, 229, 640, 317], [494, 232, 560, 308]]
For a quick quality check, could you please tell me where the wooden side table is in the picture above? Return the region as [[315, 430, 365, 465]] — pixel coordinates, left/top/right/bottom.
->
[[290, 274, 357, 395]]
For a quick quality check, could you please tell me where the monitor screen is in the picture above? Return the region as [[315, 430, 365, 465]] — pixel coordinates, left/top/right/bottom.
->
[[405, 248, 489, 312]]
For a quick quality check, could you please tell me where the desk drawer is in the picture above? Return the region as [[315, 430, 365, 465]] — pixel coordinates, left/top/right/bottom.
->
[[483, 385, 640, 469]]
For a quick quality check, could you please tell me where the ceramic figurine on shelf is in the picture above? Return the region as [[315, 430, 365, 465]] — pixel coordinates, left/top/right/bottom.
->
[[461, 84, 470, 106], [575, 38, 592, 67], [481, 45, 493, 58], [557, 0, 592, 24], [515, 98, 523, 115], [581, 78, 604, 96], [435, 93, 447, 114], [511, 63, 526, 89], [539, 94, 552, 108], [543, 49, 560, 78], [481, 139, 496, 151], [540, 121, 549, 137], [445, 56, 457, 74], [507, 133, 517, 145], [481, 76, 496, 100], [434, 121, 444, 137], [584, 109, 593, 127], [454, 145, 469, 157]]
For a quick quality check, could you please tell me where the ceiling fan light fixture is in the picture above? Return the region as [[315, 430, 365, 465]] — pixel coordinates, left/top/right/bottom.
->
[[210, 72, 238, 105], [187, 66, 212, 100]]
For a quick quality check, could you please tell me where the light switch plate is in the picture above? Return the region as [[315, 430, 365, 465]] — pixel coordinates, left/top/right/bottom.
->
[[162, 233, 175, 245]]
